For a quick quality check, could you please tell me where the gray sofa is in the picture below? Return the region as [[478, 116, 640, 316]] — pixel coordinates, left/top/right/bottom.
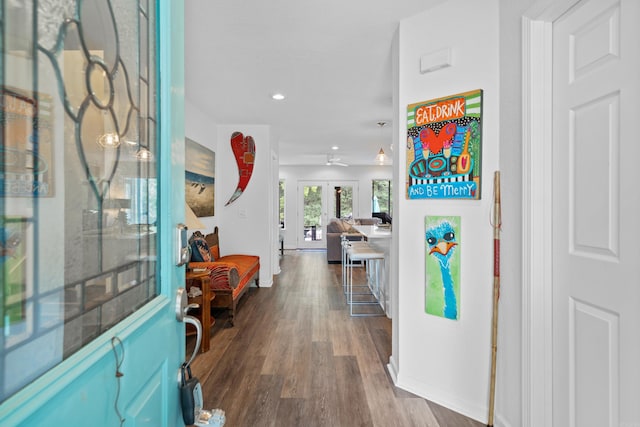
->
[[325, 217, 381, 263]]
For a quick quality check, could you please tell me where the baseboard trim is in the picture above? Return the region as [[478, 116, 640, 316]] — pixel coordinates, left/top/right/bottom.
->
[[396, 374, 486, 424], [387, 356, 399, 384]]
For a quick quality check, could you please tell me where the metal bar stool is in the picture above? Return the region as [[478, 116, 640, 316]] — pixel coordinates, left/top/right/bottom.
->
[[346, 244, 385, 317], [341, 236, 370, 295]]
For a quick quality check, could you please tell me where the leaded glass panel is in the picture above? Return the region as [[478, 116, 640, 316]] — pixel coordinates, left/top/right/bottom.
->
[[1, 0, 158, 402]]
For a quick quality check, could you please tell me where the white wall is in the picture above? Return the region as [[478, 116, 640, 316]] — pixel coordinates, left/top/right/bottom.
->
[[186, 100, 277, 286], [394, 0, 500, 423], [217, 124, 276, 286], [279, 165, 392, 249], [270, 133, 281, 275]]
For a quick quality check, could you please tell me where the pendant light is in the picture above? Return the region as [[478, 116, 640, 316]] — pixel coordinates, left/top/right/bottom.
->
[[376, 121, 387, 164]]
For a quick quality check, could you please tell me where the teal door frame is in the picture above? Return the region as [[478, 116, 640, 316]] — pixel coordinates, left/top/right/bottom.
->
[[0, 1, 187, 425]]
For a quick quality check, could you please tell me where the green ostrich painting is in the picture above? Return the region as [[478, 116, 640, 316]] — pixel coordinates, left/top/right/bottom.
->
[[425, 216, 461, 320]]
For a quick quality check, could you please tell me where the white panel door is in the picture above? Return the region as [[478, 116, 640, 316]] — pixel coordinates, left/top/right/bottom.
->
[[552, 0, 640, 425]]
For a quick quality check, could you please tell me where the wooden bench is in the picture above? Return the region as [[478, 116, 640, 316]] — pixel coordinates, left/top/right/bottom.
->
[[189, 226, 260, 327], [185, 270, 215, 352]]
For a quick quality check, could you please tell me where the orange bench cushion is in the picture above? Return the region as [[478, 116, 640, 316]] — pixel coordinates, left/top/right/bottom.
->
[[216, 254, 259, 298]]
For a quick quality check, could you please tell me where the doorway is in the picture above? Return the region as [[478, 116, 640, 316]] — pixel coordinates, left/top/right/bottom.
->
[[298, 182, 325, 249]]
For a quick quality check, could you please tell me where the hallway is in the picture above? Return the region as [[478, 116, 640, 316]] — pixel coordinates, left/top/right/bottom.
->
[[188, 250, 483, 426]]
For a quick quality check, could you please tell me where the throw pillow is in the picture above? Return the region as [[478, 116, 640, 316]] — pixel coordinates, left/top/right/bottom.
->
[[189, 231, 211, 262], [326, 220, 344, 234]]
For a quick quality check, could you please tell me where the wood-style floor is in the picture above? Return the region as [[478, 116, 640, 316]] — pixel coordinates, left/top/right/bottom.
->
[[188, 250, 483, 427]]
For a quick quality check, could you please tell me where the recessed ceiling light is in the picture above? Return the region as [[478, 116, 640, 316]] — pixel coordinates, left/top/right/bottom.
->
[[272, 93, 285, 100], [331, 146, 339, 150]]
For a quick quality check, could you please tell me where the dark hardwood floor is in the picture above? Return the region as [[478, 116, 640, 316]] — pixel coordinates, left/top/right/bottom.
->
[[187, 250, 483, 427]]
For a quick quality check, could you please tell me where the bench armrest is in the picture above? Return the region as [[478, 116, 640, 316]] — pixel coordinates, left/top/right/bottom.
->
[[189, 261, 240, 289]]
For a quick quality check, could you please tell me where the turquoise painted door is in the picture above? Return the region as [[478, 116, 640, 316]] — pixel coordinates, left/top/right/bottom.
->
[[0, 1, 187, 426]]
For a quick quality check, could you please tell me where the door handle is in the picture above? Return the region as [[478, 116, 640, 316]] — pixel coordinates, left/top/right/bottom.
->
[[183, 314, 202, 368], [175, 287, 188, 321], [175, 290, 226, 425], [175, 288, 202, 367]]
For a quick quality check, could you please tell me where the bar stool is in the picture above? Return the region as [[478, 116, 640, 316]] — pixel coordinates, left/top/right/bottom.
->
[[345, 244, 385, 317], [341, 236, 370, 294]]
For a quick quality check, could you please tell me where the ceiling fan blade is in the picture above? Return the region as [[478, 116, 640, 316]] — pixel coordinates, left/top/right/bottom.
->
[[326, 154, 348, 167], [328, 160, 348, 167]]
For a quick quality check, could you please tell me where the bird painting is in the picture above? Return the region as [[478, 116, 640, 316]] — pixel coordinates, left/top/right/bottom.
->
[[425, 217, 461, 320]]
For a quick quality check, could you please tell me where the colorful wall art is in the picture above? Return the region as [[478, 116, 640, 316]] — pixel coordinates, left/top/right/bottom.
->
[[1, 217, 29, 327], [225, 131, 255, 206], [185, 138, 215, 217], [1, 87, 54, 197], [425, 216, 461, 320], [406, 89, 482, 200]]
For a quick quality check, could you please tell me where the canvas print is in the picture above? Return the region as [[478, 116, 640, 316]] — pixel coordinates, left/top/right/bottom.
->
[[406, 89, 482, 200], [185, 138, 215, 217], [425, 216, 461, 320]]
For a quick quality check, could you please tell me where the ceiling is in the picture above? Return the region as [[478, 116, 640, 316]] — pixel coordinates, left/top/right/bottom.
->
[[184, 0, 442, 166]]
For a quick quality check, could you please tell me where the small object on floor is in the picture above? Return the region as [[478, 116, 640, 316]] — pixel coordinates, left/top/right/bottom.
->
[[195, 408, 226, 426]]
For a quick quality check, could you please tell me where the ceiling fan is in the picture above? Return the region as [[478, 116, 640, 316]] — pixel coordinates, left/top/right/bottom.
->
[[326, 154, 348, 167]]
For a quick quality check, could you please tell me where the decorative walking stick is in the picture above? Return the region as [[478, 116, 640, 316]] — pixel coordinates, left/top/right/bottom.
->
[[488, 171, 501, 427]]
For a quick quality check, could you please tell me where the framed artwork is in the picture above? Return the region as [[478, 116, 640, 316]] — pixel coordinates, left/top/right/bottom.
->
[[406, 89, 482, 200], [425, 215, 461, 320], [185, 138, 215, 217], [1, 87, 55, 197]]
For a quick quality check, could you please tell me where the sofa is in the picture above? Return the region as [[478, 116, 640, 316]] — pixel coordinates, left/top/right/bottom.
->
[[326, 217, 381, 263], [188, 227, 260, 326]]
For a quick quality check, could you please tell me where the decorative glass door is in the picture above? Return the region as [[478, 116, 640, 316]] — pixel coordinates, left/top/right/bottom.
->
[[0, 1, 185, 426], [297, 181, 358, 249], [298, 181, 325, 248]]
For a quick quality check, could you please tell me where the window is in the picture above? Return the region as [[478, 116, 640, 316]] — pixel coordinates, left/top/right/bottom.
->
[[279, 179, 285, 228], [126, 178, 158, 225], [334, 186, 353, 218], [372, 179, 392, 215]]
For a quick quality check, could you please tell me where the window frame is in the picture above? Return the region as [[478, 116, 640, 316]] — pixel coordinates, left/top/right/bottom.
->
[[372, 179, 392, 215], [279, 179, 286, 229]]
